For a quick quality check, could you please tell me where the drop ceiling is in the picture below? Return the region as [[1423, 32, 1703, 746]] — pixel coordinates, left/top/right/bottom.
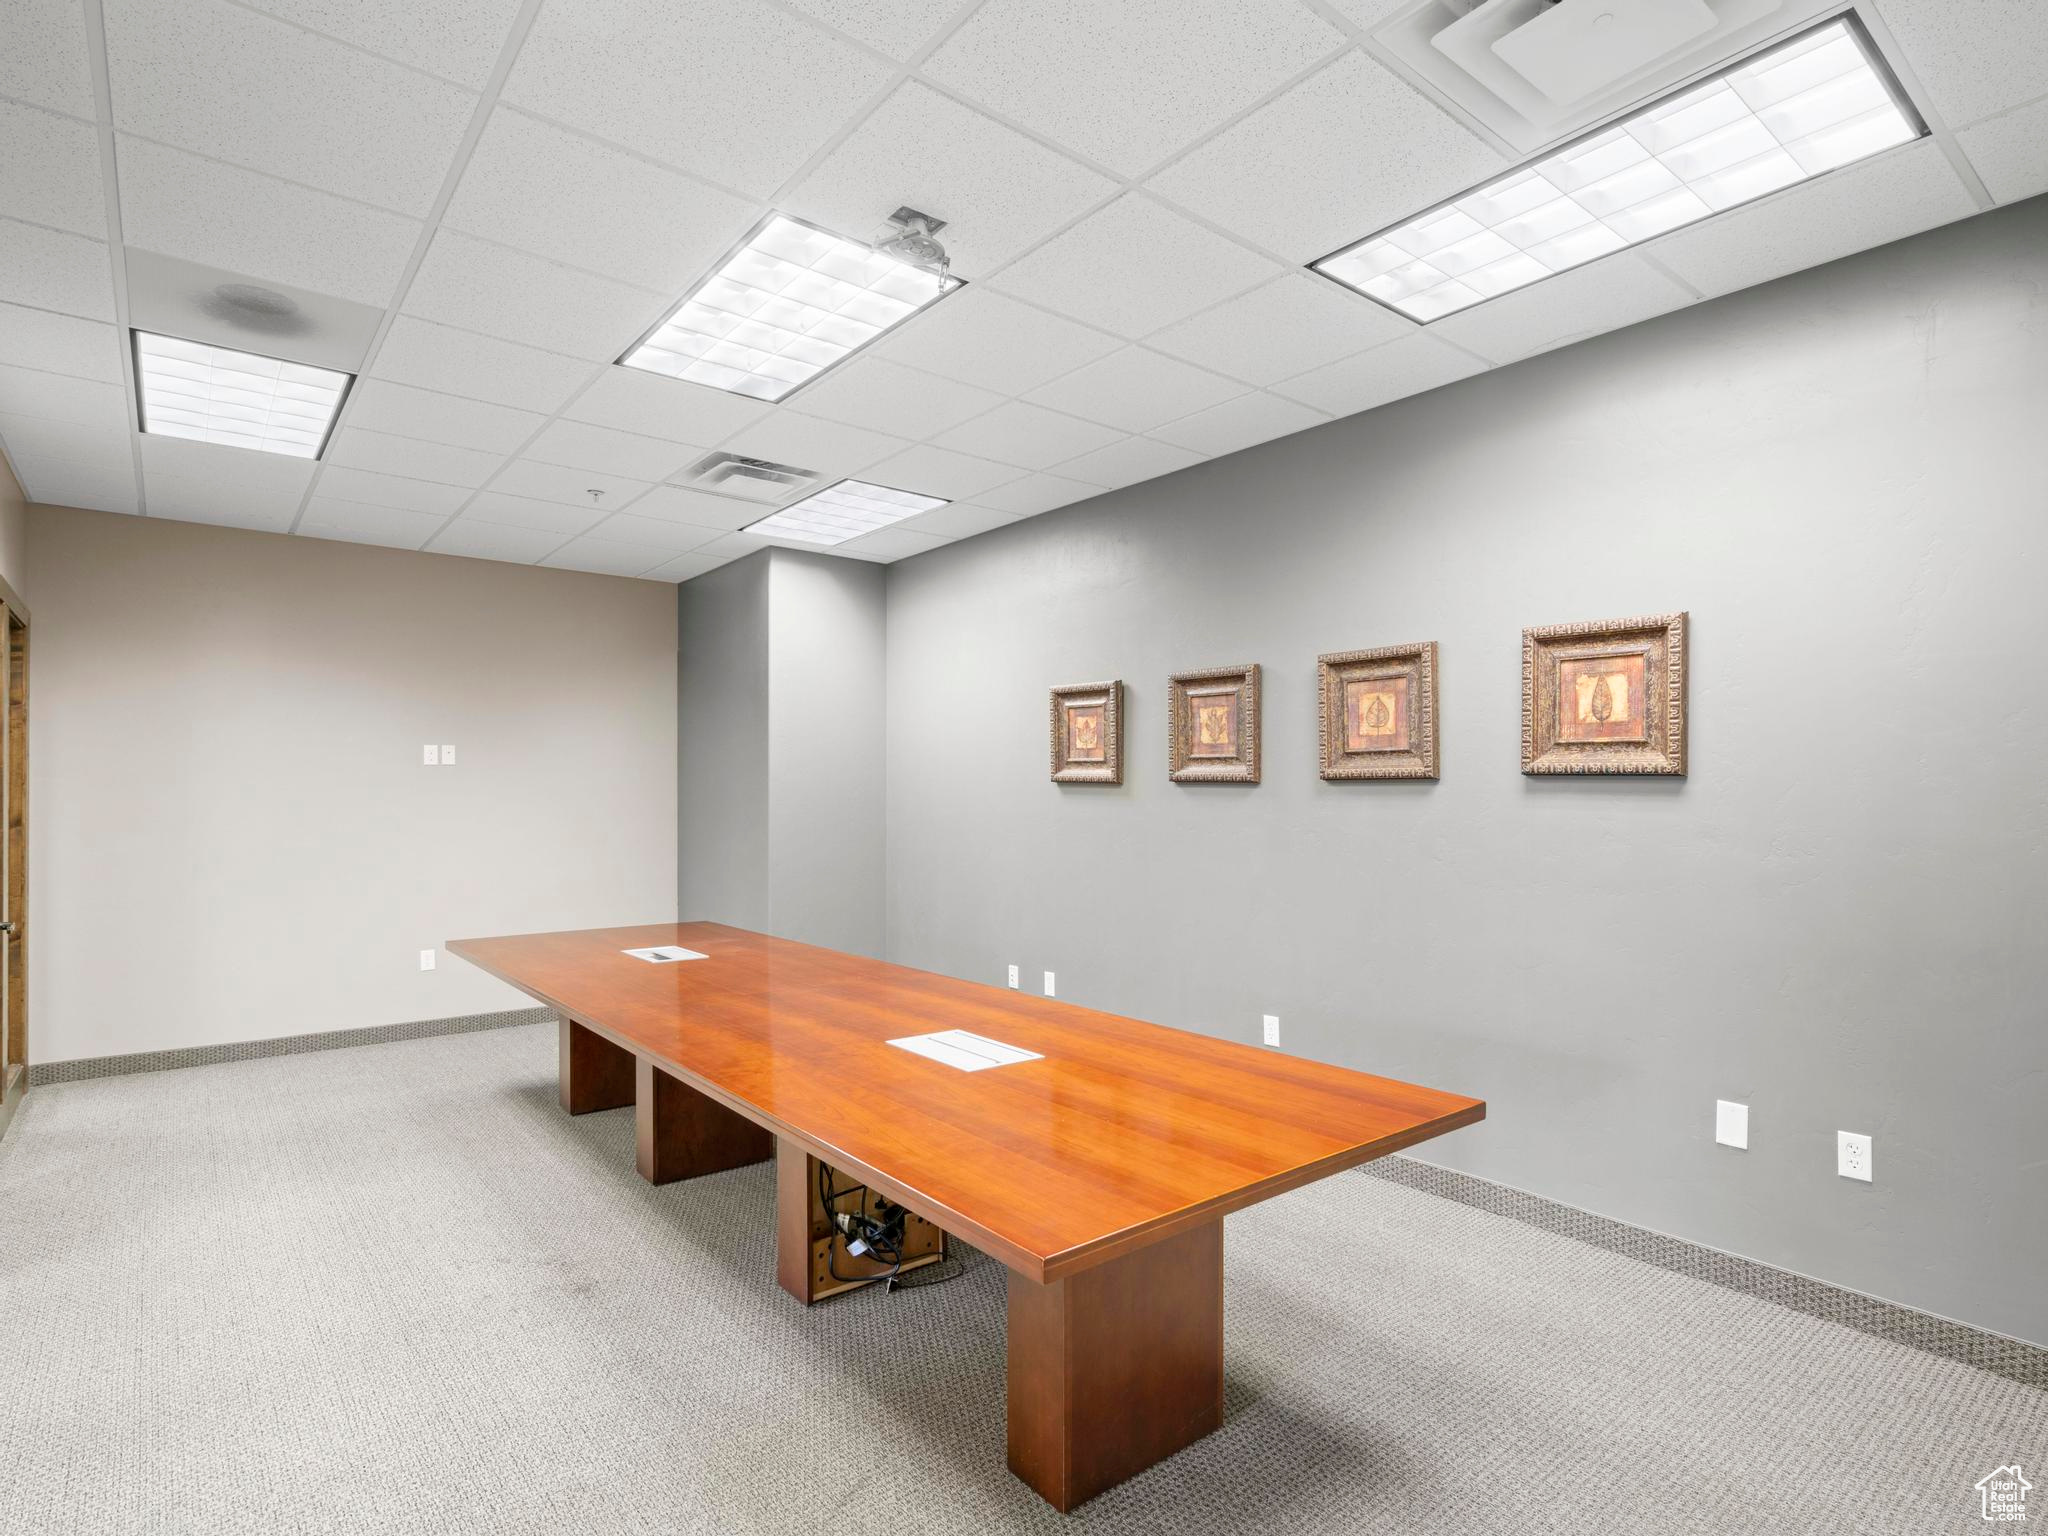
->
[[0, 0, 2040, 582]]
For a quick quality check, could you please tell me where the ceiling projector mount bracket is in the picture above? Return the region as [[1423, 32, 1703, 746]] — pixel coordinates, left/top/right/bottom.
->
[[875, 207, 959, 290]]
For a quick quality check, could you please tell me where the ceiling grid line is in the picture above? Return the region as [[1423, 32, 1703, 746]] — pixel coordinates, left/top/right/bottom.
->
[[79, 0, 148, 516]]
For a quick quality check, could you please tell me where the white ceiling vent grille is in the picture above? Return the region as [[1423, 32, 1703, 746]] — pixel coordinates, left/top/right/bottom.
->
[[675, 452, 821, 505], [1372, 0, 1831, 152]]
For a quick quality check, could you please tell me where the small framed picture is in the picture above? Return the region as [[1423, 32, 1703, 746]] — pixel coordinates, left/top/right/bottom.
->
[[1168, 664, 1259, 783], [1318, 642, 1439, 780], [1049, 680, 1123, 784], [1522, 612, 1687, 775]]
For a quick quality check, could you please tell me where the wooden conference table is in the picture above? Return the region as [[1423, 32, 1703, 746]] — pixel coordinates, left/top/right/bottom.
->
[[448, 922, 1483, 1511]]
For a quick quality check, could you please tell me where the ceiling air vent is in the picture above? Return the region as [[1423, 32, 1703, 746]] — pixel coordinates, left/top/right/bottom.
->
[[675, 452, 821, 505]]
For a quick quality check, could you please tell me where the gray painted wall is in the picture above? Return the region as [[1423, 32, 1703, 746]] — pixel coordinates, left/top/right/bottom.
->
[[678, 548, 886, 957], [879, 198, 2048, 1345]]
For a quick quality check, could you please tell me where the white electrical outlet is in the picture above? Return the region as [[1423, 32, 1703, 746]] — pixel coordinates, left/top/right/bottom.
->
[[441, 744, 457, 765], [1262, 1014, 1280, 1047], [422, 744, 440, 766], [1715, 1099, 1748, 1149], [1042, 970, 1056, 998], [1006, 964, 1019, 989], [1837, 1130, 1872, 1182], [419, 949, 436, 971]]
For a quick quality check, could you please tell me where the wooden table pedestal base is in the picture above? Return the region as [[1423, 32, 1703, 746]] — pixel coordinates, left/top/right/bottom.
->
[[558, 1017, 633, 1114], [635, 1057, 773, 1185]]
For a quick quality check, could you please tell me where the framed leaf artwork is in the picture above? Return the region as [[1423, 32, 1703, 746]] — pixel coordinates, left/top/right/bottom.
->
[[1318, 642, 1439, 780], [1168, 664, 1259, 783], [1049, 680, 1122, 784], [1522, 612, 1687, 775]]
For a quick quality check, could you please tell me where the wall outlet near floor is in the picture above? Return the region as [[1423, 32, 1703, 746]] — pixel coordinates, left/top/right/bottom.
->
[[422, 744, 440, 766], [1838, 1130, 1872, 1182], [1042, 970, 1055, 998], [1715, 1099, 1748, 1149], [419, 949, 436, 971], [1006, 964, 1019, 989], [1262, 1014, 1281, 1048]]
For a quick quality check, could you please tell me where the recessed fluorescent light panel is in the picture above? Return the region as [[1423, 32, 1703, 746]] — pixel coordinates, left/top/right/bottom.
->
[[1314, 17, 1921, 323], [133, 331, 352, 458], [621, 215, 958, 402], [745, 479, 946, 546]]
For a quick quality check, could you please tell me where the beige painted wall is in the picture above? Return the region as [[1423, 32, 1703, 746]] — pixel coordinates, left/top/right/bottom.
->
[[27, 506, 677, 1062], [0, 453, 29, 602]]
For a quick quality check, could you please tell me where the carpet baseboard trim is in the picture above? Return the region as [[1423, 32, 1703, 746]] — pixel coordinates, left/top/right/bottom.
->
[[27, 1007, 556, 1086], [1359, 1154, 2045, 1390]]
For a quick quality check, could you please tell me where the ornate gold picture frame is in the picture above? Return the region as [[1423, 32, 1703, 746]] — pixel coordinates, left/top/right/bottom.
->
[[1168, 664, 1259, 783], [1522, 613, 1687, 775], [1049, 680, 1122, 784], [1318, 642, 1439, 780]]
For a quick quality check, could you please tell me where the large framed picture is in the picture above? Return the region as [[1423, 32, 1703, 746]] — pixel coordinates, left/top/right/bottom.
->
[[1168, 664, 1259, 783], [1522, 612, 1687, 775], [1049, 680, 1123, 784], [1318, 642, 1439, 780]]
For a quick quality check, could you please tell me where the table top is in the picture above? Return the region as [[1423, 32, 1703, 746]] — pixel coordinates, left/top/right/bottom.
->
[[448, 922, 1484, 1282]]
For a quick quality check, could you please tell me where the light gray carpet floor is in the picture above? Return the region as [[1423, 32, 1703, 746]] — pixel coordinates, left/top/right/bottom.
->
[[0, 1021, 2039, 1535]]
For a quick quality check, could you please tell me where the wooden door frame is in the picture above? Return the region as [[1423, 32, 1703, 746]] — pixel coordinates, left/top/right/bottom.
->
[[0, 572, 26, 1142]]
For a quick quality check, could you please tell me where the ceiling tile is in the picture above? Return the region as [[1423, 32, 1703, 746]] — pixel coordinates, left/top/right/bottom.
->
[[785, 82, 1118, 274], [1960, 99, 2048, 204], [873, 287, 1122, 393], [717, 411, 912, 480], [103, 0, 477, 217], [343, 380, 543, 454], [1270, 331, 1487, 416], [929, 399, 1122, 469], [233, 0, 525, 91], [1, 0, 96, 117], [1146, 272, 1413, 386], [1146, 51, 1507, 264], [923, 0, 1342, 177], [1870, 0, 2048, 127], [139, 431, 322, 489], [690, 531, 775, 561], [0, 305, 122, 383], [145, 471, 302, 530], [836, 526, 951, 562], [645, 548, 737, 583], [624, 486, 763, 533], [502, 0, 891, 197], [426, 518, 566, 562], [793, 356, 1005, 439], [0, 219, 115, 321], [564, 367, 770, 445], [314, 464, 471, 514], [115, 137, 419, 307], [0, 100, 106, 237], [523, 419, 700, 481], [299, 497, 447, 549], [1150, 390, 1329, 456], [370, 316, 594, 415], [1647, 142, 1978, 300], [460, 489, 607, 534], [403, 230, 665, 361], [0, 364, 126, 426], [1025, 346, 1244, 434], [973, 471, 1103, 516], [859, 443, 1022, 501], [0, 409, 130, 464], [1053, 434, 1206, 488], [1325, 0, 1412, 26], [781, 0, 960, 58], [540, 536, 673, 577], [1429, 254, 1694, 367], [443, 107, 760, 292], [578, 513, 724, 553], [11, 452, 139, 514], [897, 502, 1018, 539], [989, 194, 1282, 338], [487, 456, 651, 510], [326, 427, 505, 488]]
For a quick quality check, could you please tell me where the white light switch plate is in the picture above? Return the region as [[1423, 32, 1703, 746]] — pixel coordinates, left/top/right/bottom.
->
[[441, 744, 456, 765], [1715, 1099, 1748, 1149], [1042, 970, 1055, 998]]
